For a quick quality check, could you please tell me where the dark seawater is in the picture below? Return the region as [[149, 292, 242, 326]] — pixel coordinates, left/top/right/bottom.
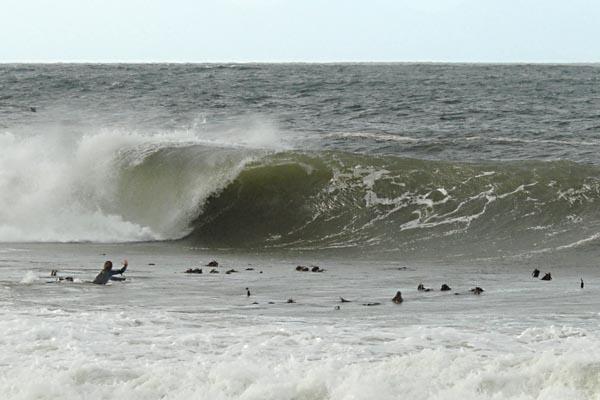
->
[[2, 63, 600, 260]]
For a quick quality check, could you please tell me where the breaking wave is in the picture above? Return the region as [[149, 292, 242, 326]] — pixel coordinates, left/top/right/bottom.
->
[[2, 128, 600, 258], [189, 152, 600, 258]]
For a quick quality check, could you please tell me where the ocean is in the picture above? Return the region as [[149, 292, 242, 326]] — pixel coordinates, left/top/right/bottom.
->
[[1, 63, 600, 399]]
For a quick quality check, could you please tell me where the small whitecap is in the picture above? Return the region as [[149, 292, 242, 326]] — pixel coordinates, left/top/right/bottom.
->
[[20, 271, 37, 284]]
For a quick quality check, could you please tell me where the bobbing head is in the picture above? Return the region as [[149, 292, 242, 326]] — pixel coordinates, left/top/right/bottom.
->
[[103, 261, 113, 271]]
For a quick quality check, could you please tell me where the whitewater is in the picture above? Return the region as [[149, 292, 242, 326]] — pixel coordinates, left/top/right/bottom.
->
[[2, 63, 600, 399], [3, 243, 600, 399]]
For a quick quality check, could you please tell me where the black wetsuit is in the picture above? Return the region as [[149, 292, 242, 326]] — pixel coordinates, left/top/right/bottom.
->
[[92, 265, 127, 284]]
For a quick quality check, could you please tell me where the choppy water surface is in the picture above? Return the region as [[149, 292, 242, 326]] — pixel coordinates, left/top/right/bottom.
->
[[0, 245, 600, 399], [2, 243, 600, 399], [2, 64, 600, 399]]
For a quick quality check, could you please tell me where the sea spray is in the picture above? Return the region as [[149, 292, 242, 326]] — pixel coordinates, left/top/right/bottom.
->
[[0, 126, 273, 242], [20, 271, 37, 284]]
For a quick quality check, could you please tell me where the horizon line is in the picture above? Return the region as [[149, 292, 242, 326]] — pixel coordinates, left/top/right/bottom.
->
[[1, 59, 600, 65]]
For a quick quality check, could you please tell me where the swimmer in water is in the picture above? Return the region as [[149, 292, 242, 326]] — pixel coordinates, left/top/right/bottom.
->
[[93, 260, 128, 284]]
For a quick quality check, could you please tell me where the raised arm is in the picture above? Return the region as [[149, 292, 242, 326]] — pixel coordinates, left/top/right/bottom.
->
[[110, 259, 128, 275]]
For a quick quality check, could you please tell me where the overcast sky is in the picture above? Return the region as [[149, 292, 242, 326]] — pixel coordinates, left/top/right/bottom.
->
[[2, 0, 599, 63]]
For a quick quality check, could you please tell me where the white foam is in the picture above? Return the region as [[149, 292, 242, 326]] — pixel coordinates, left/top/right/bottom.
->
[[0, 122, 281, 243], [489, 136, 600, 147], [324, 131, 422, 143], [556, 232, 600, 250], [496, 182, 537, 199], [19, 271, 37, 284], [3, 248, 600, 399], [2, 310, 599, 400]]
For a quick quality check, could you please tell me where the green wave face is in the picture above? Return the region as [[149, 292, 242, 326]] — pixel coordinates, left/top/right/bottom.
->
[[188, 155, 334, 246], [186, 151, 600, 257]]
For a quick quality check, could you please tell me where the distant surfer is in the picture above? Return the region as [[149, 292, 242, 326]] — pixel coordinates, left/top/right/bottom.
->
[[246, 287, 251, 297], [92, 260, 128, 284], [470, 287, 484, 295], [540, 272, 552, 281], [49, 269, 74, 282], [417, 283, 432, 292], [532, 269, 540, 278], [581, 278, 584, 289], [392, 291, 403, 304]]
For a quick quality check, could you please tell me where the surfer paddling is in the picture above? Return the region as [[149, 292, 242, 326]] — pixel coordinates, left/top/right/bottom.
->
[[93, 260, 128, 284]]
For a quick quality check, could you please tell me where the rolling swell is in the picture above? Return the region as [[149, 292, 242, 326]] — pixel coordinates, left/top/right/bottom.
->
[[187, 152, 600, 258]]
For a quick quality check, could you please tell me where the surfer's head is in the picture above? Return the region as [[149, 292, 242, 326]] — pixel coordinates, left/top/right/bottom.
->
[[103, 261, 113, 271]]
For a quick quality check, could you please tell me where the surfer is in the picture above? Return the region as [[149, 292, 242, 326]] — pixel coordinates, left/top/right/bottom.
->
[[92, 260, 128, 284], [49, 269, 74, 282], [417, 283, 432, 292], [470, 287, 484, 295], [540, 272, 552, 281], [581, 278, 584, 289], [392, 291, 403, 304]]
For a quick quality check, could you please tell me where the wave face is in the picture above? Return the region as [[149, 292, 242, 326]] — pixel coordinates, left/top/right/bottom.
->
[[189, 152, 600, 257], [3, 127, 600, 258]]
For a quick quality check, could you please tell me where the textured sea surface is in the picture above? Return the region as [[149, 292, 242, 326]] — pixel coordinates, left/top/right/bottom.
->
[[1, 64, 600, 399]]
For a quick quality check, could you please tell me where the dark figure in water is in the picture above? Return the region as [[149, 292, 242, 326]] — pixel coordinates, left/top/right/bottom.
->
[[392, 291, 403, 304], [418, 283, 433, 292], [440, 284, 451, 291], [470, 287, 484, 295], [541, 273, 552, 281], [246, 287, 251, 297], [532, 269, 540, 278], [93, 260, 128, 284], [50, 269, 74, 281], [581, 278, 584, 289]]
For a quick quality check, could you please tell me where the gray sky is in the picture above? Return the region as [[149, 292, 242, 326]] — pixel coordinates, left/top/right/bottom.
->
[[2, 0, 599, 63]]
